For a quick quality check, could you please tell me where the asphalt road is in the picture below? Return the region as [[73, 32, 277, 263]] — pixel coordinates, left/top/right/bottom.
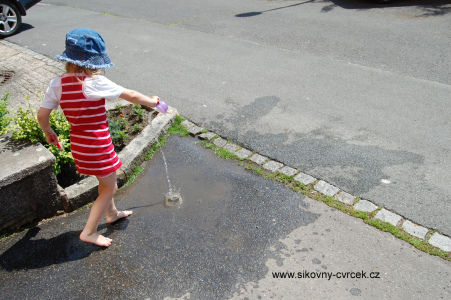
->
[[5, 0, 451, 236], [1, 135, 450, 299]]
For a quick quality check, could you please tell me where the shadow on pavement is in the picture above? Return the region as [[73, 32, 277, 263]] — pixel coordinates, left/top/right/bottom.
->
[[236, 0, 315, 17], [0, 220, 129, 271], [323, 0, 451, 14], [235, 0, 451, 17]]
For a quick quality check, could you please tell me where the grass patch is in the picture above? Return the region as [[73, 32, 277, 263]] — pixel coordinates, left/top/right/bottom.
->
[[125, 166, 144, 186], [144, 136, 165, 161], [198, 140, 215, 149], [214, 147, 238, 160], [167, 115, 190, 137]]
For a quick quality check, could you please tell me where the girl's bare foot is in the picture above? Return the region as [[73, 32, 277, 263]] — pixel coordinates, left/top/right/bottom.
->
[[106, 210, 133, 224], [80, 231, 113, 247]]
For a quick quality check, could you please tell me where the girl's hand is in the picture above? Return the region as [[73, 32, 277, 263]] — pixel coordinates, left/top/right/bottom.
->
[[150, 96, 160, 106], [45, 130, 59, 146]]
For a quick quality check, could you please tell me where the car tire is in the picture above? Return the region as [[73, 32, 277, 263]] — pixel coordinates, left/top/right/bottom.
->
[[0, 1, 22, 37]]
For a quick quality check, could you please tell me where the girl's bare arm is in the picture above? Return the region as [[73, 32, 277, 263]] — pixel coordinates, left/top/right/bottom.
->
[[120, 89, 160, 108], [37, 108, 59, 146]]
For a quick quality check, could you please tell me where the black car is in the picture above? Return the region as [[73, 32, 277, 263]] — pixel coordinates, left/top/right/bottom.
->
[[0, 0, 39, 37]]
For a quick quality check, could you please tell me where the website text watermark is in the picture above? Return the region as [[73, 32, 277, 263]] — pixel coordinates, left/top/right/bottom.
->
[[272, 270, 380, 280]]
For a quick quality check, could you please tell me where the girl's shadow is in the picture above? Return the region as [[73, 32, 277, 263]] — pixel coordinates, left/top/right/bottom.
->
[[0, 220, 129, 271]]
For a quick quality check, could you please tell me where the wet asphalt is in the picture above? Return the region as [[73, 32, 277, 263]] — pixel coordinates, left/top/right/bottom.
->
[[1, 135, 451, 299], [0, 135, 318, 299]]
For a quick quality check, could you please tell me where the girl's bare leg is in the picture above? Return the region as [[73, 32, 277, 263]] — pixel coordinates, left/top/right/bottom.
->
[[106, 195, 133, 224], [80, 172, 118, 247]]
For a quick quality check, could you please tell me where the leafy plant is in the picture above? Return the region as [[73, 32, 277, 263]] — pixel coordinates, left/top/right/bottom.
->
[[108, 117, 129, 144], [114, 130, 129, 144], [0, 93, 11, 135], [133, 123, 143, 133], [114, 103, 124, 110], [134, 108, 147, 120], [48, 111, 73, 175], [9, 103, 74, 175], [118, 116, 129, 128]]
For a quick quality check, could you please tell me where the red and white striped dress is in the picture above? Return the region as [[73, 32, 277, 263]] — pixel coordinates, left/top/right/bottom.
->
[[59, 74, 122, 177]]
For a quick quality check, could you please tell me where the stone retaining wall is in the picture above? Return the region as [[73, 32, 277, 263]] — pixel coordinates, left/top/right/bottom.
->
[[0, 136, 62, 232]]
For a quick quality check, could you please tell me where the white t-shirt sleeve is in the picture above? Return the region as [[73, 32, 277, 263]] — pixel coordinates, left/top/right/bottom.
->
[[41, 77, 62, 110], [83, 75, 124, 102]]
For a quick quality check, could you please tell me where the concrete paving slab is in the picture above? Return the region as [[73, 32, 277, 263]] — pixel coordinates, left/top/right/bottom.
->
[[354, 200, 378, 213], [294, 172, 317, 186], [335, 191, 355, 205], [1, 135, 450, 299], [262, 160, 283, 173], [234, 148, 252, 160], [249, 153, 267, 165], [375, 209, 402, 227], [188, 126, 203, 136], [279, 166, 298, 177], [223, 143, 239, 153], [198, 132, 216, 141], [429, 233, 451, 252], [213, 137, 227, 148], [314, 180, 340, 197], [402, 220, 428, 240]]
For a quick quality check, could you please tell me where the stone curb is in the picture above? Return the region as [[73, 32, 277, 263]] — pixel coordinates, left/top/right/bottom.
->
[[181, 121, 451, 254]]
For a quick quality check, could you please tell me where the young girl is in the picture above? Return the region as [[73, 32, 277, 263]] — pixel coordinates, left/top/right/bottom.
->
[[38, 28, 163, 247]]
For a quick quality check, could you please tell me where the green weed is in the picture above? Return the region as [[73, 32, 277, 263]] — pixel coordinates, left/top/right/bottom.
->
[[167, 115, 189, 137], [133, 124, 143, 133], [134, 108, 147, 121], [125, 166, 144, 186], [108, 117, 129, 144], [0, 93, 11, 135], [8, 103, 74, 175]]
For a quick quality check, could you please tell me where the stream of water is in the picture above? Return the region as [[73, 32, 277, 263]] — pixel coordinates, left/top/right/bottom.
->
[[155, 138, 182, 208]]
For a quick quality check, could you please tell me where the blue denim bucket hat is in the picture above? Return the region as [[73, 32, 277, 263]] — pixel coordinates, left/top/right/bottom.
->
[[55, 28, 114, 69]]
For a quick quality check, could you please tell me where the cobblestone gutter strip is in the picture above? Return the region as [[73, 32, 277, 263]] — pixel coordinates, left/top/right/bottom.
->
[[182, 120, 451, 260]]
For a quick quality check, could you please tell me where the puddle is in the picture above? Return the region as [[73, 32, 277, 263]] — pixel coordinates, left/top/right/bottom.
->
[[0, 134, 318, 299], [164, 192, 183, 209]]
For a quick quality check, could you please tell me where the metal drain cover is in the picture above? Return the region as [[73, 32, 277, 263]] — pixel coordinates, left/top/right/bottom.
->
[[0, 71, 15, 86]]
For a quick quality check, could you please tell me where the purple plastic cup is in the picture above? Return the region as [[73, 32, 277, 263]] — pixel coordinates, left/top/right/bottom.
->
[[155, 101, 168, 114]]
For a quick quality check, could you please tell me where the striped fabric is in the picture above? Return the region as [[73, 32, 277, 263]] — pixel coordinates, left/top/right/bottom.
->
[[60, 74, 122, 177]]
